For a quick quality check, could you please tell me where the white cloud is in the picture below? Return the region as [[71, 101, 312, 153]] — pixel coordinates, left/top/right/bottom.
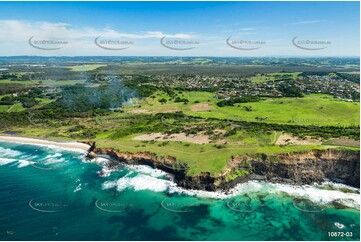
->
[[0, 19, 200, 55], [0, 19, 357, 57], [0, 20, 196, 41], [291, 20, 327, 25], [239, 28, 255, 31]]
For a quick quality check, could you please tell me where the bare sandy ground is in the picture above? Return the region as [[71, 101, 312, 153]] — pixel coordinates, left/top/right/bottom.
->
[[132, 132, 211, 144], [127, 109, 151, 114], [190, 103, 214, 112], [127, 108, 181, 114], [0, 135, 90, 151], [329, 138, 360, 147], [276, 133, 322, 146]]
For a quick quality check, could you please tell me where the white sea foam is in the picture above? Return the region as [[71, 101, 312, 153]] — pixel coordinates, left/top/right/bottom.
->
[[169, 186, 231, 199], [20, 155, 39, 160], [103, 173, 176, 192], [44, 153, 62, 159], [17, 160, 35, 168], [94, 157, 110, 164], [95, 158, 171, 179], [334, 222, 345, 229], [0, 147, 22, 157], [93, 157, 114, 177], [42, 157, 66, 165], [100, 163, 173, 189], [172, 181, 360, 208], [1, 158, 35, 168], [102, 180, 116, 189], [73, 183, 82, 192], [317, 181, 360, 193], [0, 158, 17, 165], [92, 156, 115, 177], [98, 166, 114, 177], [101, 165, 360, 209], [124, 164, 169, 178], [92, 154, 360, 209], [102, 172, 132, 189], [230, 181, 360, 208]]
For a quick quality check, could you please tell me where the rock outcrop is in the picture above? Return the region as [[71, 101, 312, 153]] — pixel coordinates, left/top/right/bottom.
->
[[251, 149, 360, 188]]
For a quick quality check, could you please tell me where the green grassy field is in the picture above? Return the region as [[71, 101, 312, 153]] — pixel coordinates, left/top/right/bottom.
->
[[200, 95, 359, 126], [0, 103, 25, 112], [8, 103, 25, 112], [93, 132, 324, 176], [249, 72, 301, 83], [125, 92, 360, 126], [0, 98, 54, 113], [2, 89, 359, 176], [0, 79, 35, 84], [69, 64, 107, 71], [10, 118, 358, 176], [10, 122, 327, 176], [124, 91, 216, 113], [0, 105, 11, 112]]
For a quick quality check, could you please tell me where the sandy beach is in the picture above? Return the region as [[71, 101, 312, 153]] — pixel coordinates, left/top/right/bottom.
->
[[0, 135, 90, 151]]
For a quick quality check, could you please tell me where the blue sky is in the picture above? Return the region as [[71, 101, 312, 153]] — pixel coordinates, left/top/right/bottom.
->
[[0, 1, 359, 56]]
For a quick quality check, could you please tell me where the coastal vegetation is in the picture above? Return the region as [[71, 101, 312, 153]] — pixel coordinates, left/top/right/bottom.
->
[[0, 57, 359, 177]]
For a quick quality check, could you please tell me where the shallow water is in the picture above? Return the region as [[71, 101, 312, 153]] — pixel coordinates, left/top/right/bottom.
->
[[0, 141, 359, 241]]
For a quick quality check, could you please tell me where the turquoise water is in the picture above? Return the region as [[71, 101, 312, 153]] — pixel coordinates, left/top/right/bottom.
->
[[0, 141, 359, 241]]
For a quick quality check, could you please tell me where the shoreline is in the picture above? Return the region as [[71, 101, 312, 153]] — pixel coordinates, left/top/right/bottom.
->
[[0, 135, 359, 208], [1, 135, 359, 192], [0, 135, 90, 152], [93, 147, 360, 191]]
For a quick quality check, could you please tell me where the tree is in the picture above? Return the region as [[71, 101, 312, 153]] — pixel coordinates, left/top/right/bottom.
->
[[159, 98, 167, 104]]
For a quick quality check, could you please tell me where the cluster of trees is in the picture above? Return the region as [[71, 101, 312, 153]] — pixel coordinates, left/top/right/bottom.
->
[[300, 71, 331, 77], [300, 71, 360, 84], [335, 73, 360, 84], [49, 82, 134, 112], [123, 75, 159, 97], [0, 99, 359, 142], [216, 96, 260, 107], [0, 112, 29, 128], [0, 83, 30, 95], [174, 97, 189, 104], [0, 67, 86, 82], [0, 72, 19, 80], [0, 86, 43, 108], [278, 82, 304, 97], [158, 98, 167, 104]]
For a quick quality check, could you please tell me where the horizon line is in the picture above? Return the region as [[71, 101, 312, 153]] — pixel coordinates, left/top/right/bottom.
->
[[0, 55, 360, 59]]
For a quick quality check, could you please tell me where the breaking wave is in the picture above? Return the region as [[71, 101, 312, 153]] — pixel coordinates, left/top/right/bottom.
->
[[0, 146, 22, 157], [101, 163, 360, 209]]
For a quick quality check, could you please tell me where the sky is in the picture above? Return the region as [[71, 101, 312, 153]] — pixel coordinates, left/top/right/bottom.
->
[[0, 1, 359, 57]]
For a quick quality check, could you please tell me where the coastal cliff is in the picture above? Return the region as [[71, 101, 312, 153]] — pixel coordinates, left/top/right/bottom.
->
[[86, 143, 360, 191], [250, 150, 360, 188]]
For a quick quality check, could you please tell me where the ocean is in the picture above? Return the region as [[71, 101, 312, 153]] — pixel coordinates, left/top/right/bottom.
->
[[0, 141, 359, 241]]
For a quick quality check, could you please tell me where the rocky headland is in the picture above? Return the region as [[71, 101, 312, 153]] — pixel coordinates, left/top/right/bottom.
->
[[85, 142, 360, 191]]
